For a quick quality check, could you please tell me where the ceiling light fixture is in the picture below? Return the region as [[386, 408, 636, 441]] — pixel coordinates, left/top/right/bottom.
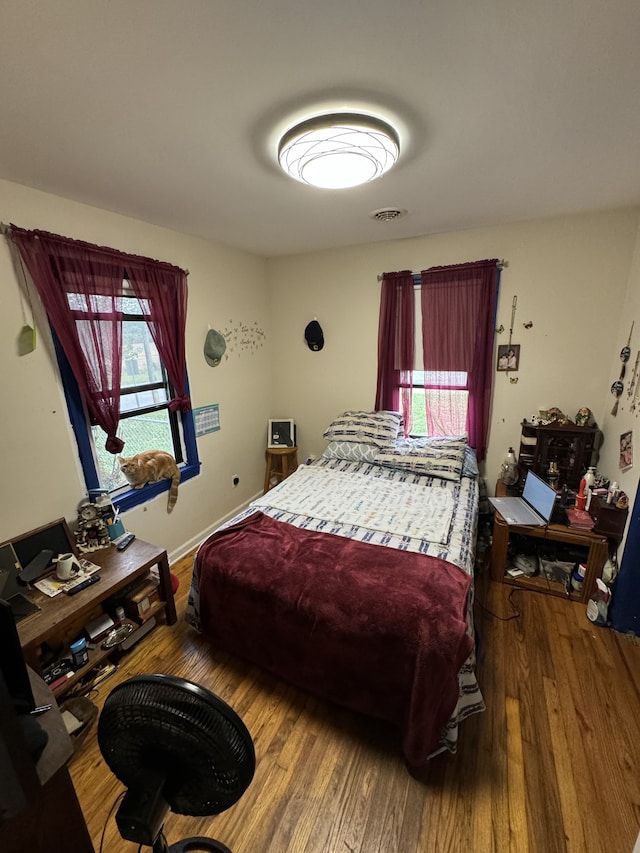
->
[[278, 112, 400, 189]]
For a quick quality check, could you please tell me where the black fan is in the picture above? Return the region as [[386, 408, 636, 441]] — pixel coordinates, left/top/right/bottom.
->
[[97, 674, 255, 853]]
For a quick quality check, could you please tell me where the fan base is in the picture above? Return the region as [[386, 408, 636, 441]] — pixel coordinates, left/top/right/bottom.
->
[[162, 836, 233, 853]]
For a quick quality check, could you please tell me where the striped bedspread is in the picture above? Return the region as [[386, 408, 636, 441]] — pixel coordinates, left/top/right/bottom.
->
[[252, 464, 455, 545]]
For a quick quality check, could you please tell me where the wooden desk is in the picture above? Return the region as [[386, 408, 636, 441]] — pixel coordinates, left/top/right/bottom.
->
[[0, 669, 94, 852], [490, 482, 608, 602], [17, 539, 176, 697]]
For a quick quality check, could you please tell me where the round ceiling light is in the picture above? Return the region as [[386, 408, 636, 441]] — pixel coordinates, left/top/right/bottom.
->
[[278, 113, 400, 189]]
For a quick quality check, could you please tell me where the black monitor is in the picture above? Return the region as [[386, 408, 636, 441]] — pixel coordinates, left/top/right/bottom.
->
[[0, 598, 36, 714]]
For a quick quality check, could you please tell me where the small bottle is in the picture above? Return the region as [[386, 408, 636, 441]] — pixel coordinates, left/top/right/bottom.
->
[[70, 637, 89, 669], [115, 605, 126, 625], [584, 467, 596, 510], [500, 447, 518, 486], [571, 563, 587, 592], [607, 481, 619, 505]]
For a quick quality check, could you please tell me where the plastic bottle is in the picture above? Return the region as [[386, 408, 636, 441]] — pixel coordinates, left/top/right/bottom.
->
[[570, 563, 586, 592], [500, 447, 519, 486], [584, 467, 596, 510], [70, 637, 89, 668]]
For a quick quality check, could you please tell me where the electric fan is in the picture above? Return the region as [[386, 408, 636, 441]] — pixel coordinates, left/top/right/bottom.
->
[[97, 674, 255, 853]]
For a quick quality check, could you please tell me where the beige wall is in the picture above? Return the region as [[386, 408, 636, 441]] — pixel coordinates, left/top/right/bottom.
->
[[598, 219, 640, 537], [0, 179, 271, 561], [266, 208, 640, 505], [2, 176, 639, 563]]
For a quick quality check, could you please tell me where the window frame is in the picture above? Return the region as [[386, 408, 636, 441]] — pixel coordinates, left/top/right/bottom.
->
[[53, 327, 200, 512]]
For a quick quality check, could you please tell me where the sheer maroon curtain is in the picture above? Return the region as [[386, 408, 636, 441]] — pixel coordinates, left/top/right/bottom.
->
[[420, 259, 499, 461], [374, 271, 415, 435], [9, 226, 190, 453], [122, 261, 190, 413]]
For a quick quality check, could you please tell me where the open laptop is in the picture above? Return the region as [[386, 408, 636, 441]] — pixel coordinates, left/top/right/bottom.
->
[[489, 470, 557, 526]]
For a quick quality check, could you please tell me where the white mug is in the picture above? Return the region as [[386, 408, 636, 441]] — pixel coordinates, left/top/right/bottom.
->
[[57, 553, 80, 581]]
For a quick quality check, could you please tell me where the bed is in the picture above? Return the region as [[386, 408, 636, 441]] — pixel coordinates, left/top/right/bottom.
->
[[186, 411, 485, 772]]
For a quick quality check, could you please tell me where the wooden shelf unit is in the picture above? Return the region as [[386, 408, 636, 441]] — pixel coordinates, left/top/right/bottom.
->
[[517, 419, 600, 490], [491, 511, 609, 602], [17, 539, 176, 699]]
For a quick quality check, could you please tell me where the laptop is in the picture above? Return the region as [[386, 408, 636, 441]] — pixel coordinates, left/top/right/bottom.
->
[[489, 470, 557, 526]]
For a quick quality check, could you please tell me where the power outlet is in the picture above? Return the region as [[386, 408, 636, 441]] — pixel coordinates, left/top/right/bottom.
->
[[232, 475, 240, 487]]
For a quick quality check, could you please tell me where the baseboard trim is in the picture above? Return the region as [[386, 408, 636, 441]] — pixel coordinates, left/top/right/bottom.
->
[[167, 490, 262, 565]]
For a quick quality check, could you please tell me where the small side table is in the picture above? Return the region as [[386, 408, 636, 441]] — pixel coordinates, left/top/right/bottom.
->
[[264, 446, 298, 493]]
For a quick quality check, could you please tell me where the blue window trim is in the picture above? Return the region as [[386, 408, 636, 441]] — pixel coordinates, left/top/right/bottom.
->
[[53, 331, 200, 511]]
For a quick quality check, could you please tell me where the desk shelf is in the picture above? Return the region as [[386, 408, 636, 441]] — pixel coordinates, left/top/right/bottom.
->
[[17, 539, 175, 700], [491, 505, 608, 602]]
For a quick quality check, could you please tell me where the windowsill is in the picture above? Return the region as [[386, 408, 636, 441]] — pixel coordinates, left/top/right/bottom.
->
[[111, 461, 200, 512]]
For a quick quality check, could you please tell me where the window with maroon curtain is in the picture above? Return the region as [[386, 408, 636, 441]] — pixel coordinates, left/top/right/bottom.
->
[[8, 226, 191, 454], [374, 271, 415, 435], [420, 259, 499, 461], [375, 260, 499, 459]]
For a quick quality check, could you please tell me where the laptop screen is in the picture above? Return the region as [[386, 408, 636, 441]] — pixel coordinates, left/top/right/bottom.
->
[[522, 470, 557, 522]]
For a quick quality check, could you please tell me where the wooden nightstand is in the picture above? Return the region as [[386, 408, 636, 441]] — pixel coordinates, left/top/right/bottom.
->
[[264, 446, 298, 493]]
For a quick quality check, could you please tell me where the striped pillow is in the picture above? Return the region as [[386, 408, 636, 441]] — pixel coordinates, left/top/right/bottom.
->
[[374, 437, 467, 481], [323, 410, 402, 448]]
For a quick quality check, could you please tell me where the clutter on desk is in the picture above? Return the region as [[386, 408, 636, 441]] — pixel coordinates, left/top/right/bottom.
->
[[74, 490, 130, 552]]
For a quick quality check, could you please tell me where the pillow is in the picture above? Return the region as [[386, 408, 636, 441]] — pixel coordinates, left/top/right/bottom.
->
[[323, 410, 402, 448], [373, 437, 467, 481], [322, 441, 379, 463], [462, 446, 479, 478]]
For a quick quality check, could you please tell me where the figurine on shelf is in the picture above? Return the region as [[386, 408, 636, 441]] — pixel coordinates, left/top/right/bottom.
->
[[547, 407, 569, 424], [575, 406, 594, 427], [75, 501, 111, 552]]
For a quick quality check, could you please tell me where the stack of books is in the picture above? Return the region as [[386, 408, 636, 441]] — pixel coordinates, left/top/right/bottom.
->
[[565, 507, 595, 530]]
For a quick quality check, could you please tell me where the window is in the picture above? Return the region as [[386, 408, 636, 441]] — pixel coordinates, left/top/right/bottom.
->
[[55, 289, 199, 510], [402, 370, 469, 437], [91, 297, 183, 492], [375, 261, 500, 460], [9, 226, 199, 510]]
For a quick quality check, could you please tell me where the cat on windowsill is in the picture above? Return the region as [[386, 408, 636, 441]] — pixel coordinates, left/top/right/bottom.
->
[[118, 450, 180, 513]]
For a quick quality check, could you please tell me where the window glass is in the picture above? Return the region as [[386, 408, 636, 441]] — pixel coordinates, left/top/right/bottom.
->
[[404, 371, 469, 436]]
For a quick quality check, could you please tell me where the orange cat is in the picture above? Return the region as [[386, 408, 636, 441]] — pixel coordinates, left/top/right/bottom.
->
[[118, 450, 180, 513]]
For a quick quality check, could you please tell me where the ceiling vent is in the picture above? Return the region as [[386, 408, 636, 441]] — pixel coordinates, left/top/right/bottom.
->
[[370, 207, 407, 222]]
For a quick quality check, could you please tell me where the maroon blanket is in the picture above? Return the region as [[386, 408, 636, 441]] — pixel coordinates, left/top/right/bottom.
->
[[195, 511, 473, 769]]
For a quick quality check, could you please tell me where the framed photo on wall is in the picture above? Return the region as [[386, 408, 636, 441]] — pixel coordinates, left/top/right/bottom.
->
[[497, 344, 520, 371], [268, 419, 296, 448]]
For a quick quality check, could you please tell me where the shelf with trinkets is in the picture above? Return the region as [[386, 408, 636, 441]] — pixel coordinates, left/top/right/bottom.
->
[[516, 407, 601, 491], [2, 516, 177, 701]]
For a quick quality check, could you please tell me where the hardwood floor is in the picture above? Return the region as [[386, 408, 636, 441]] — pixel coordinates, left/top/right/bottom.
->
[[69, 551, 640, 853]]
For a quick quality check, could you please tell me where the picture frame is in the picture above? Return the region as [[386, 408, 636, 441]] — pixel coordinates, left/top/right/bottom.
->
[[497, 344, 520, 372], [268, 419, 296, 448], [619, 430, 633, 471]]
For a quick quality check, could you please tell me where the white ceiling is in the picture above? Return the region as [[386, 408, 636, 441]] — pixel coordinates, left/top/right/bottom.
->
[[1, 1, 639, 258]]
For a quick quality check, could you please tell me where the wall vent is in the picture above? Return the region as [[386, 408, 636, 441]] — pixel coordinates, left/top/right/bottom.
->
[[369, 207, 408, 222]]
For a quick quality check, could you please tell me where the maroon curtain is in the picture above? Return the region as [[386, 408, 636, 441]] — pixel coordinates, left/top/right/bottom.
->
[[8, 226, 190, 453], [374, 271, 415, 435], [421, 259, 499, 461], [122, 261, 190, 413]]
